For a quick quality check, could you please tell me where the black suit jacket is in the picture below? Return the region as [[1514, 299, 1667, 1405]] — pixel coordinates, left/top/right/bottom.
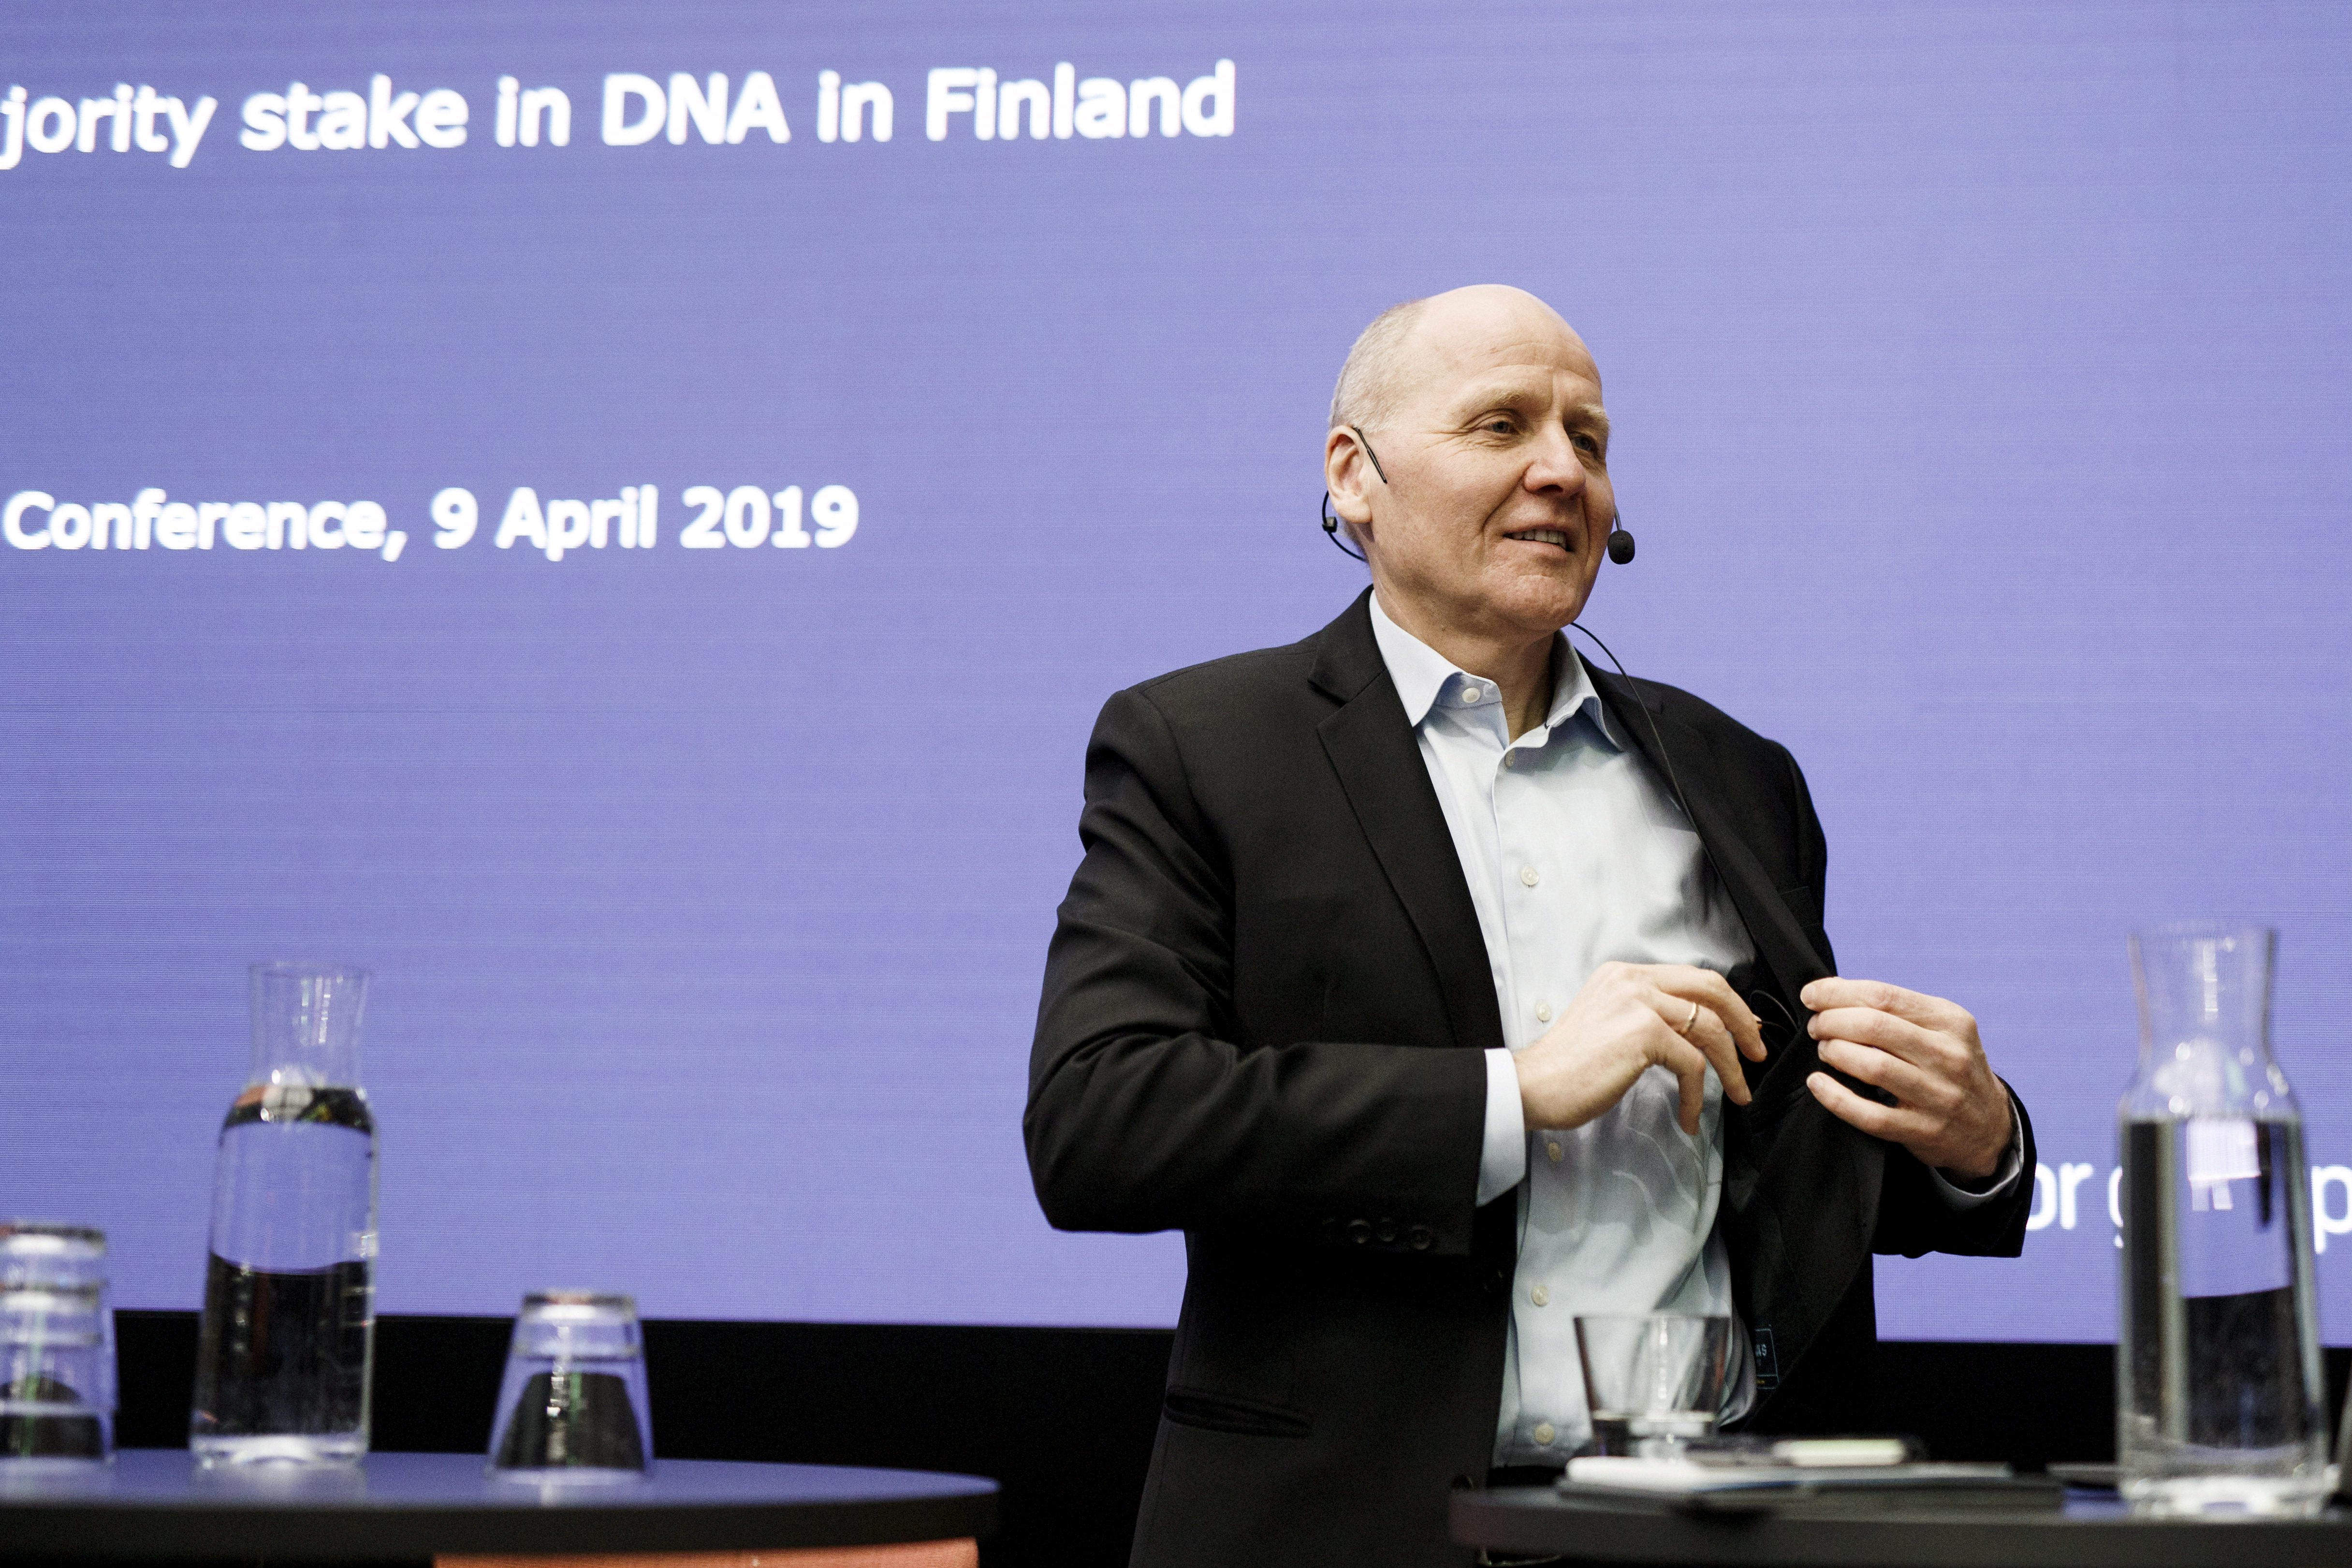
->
[[1025, 592, 2034, 1568]]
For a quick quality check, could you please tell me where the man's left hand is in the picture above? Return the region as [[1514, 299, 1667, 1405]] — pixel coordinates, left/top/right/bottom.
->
[[1798, 977, 2013, 1182]]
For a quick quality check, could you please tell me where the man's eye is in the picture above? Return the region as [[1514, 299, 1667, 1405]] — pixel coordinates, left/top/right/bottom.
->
[[1484, 418, 1517, 435], [1572, 433, 1600, 454]]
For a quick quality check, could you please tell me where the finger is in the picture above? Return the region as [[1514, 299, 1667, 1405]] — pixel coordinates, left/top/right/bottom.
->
[[1691, 1004, 1753, 1106], [1799, 976, 1971, 1034], [1645, 984, 1750, 1106], [1653, 966, 1768, 1063], [1814, 1039, 1944, 1111], [1806, 1070, 1931, 1144], [1659, 1034, 1708, 1136], [1808, 1006, 1955, 1071]]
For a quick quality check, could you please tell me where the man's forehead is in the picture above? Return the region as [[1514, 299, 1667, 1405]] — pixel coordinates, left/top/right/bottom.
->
[[1403, 296, 1602, 409], [1418, 355, 1607, 426], [1437, 362, 1605, 408]]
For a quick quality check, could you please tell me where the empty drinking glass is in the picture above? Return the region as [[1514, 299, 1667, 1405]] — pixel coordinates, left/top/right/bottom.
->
[[0, 1224, 115, 1466], [487, 1293, 652, 1481], [1573, 1314, 1733, 1456]]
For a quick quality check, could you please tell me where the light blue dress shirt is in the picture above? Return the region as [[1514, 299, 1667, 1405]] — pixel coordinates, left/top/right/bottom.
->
[[1366, 593, 2018, 1466]]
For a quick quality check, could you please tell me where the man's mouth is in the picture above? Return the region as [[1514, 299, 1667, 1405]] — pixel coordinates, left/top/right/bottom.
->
[[1504, 528, 1574, 553]]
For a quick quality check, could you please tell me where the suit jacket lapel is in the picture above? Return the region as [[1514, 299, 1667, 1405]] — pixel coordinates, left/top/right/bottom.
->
[[1309, 594, 1507, 1057], [1589, 669, 1829, 1002]]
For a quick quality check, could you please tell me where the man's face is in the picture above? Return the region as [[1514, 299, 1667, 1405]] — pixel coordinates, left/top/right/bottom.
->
[[1342, 288, 1614, 645]]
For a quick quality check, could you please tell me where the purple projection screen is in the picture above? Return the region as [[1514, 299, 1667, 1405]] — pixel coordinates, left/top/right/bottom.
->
[[2, 1, 2349, 1342]]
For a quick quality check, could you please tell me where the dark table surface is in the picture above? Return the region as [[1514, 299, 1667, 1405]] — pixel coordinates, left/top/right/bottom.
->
[[0, 1451, 997, 1560], [1452, 1484, 2352, 1568]]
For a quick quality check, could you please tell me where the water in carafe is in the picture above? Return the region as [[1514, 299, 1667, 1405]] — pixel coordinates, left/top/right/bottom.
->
[[2118, 925, 2326, 1513], [189, 964, 377, 1466]]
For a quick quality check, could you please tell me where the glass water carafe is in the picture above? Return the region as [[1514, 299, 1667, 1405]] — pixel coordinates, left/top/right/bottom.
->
[[2118, 924, 2326, 1513], [189, 963, 378, 1466]]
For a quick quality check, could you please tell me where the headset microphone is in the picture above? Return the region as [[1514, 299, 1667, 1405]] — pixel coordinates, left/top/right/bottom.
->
[[1606, 512, 1636, 564]]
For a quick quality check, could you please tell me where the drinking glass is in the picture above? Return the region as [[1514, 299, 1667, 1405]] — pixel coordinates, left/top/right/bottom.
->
[[1573, 1314, 1733, 1456], [2119, 924, 2326, 1514], [487, 1293, 651, 1481], [0, 1224, 114, 1467]]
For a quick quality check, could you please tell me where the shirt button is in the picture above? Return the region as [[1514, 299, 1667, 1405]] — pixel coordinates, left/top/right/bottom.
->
[[1534, 1423, 1557, 1446], [1534, 1001, 1552, 1024], [1461, 686, 1481, 704], [1531, 1285, 1550, 1307], [1546, 1139, 1563, 1163], [1519, 865, 1540, 887], [1502, 752, 1517, 768]]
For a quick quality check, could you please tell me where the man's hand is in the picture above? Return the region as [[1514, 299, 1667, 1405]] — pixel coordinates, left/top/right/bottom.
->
[[1800, 977, 2013, 1181], [1514, 963, 1768, 1135]]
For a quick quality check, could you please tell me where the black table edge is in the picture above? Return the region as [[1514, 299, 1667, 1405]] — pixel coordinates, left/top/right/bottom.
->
[[1451, 1484, 2352, 1568]]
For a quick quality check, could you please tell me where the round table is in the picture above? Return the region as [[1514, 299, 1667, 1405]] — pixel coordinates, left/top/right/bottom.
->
[[0, 1451, 997, 1561], [1451, 1484, 2352, 1568]]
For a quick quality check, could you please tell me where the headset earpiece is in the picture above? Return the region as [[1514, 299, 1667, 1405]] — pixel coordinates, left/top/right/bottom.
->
[[1322, 491, 1366, 563], [1321, 428, 1387, 563]]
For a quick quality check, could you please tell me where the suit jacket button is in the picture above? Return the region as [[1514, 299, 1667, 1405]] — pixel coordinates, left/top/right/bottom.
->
[[1375, 1218, 1397, 1245], [1346, 1218, 1373, 1245], [1408, 1224, 1433, 1250]]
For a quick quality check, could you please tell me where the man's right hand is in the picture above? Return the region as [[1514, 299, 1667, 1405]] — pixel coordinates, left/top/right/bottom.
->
[[1512, 962, 1768, 1135]]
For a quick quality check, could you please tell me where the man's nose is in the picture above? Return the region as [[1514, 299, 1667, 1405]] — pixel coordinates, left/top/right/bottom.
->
[[1523, 425, 1587, 495]]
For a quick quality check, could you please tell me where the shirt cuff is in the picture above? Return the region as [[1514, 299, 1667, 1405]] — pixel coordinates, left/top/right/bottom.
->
[[1477, 1048, 1529, 1206], [1927, 1089, 2026, 1209]]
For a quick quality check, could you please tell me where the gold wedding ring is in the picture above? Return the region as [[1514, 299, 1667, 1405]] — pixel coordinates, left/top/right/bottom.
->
[[1676, 999, 1700, 1037]]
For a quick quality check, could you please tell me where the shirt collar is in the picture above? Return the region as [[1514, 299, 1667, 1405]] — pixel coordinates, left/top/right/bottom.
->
[[1366, 591, 1619, 748]]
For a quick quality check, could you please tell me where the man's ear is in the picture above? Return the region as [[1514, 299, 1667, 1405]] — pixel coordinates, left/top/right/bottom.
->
[[1324, 427, 1376, 534]]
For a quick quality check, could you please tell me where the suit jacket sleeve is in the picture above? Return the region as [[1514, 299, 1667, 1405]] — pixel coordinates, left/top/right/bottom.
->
[[1873, 1093, 2039, 1258], [1775, 749, 2040, 1260], [1024, 685, 1489, 1252]]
